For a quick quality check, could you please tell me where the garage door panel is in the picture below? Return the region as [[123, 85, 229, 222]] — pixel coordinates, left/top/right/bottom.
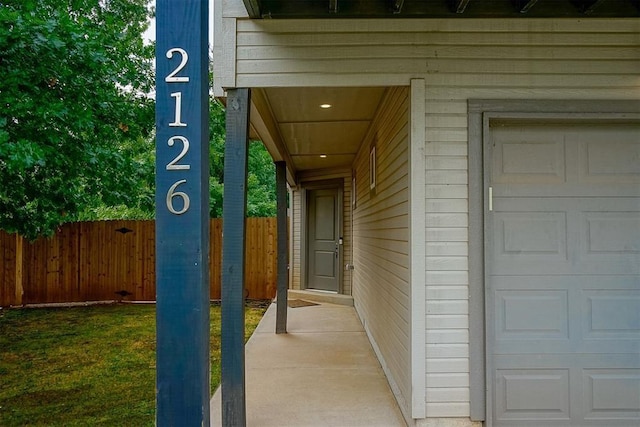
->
[[494, 368, 571, 423], [492, 206, 570, 274], [492, 133, 566, 185], [584, 290, 640, 339], [578, 125, 640, 184], [493, 362, 640, 425], [492, 200, 640, 276], [583, 369, 640, 421], [487, 121, 640, 426], [585, 212, 640, 254], [498, 211, 567, 255], [491, 276, 640, 355], [495, 289, 569, 342], [581, 209, 640, 275]]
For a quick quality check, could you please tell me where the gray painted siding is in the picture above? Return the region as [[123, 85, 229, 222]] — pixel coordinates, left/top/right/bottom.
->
[[291, 189, 302, 290], [423, 94, 470, 418], [214, 7, 640, 420], [352, 87, 411, 417], [222, 18, 639, 92]]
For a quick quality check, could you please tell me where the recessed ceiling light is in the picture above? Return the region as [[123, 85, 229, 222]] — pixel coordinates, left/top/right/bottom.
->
[[320, 103, 332, 109], [320, 154, 327, 158]]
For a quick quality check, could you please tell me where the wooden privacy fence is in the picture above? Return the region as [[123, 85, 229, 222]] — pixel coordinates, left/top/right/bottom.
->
[[0, 218, 278, 306]]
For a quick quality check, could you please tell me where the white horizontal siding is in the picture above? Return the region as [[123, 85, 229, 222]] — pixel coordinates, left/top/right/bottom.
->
[[427, 300, 468, 315], [425, 214, 467, 229], [427, 358, 468, 373], [352, 87, 412, 418], [427, 344, 469, 360], [427, 271, 468, 286], [426, 242, 467, 256], [227, 19, 640, 92], [426, 257, 468, 271], [426, 287, 469, 300], [426, 314, 469, 328], [426, 402, 471, 418], [426, 227, 467, 242], [428, 373, 469, 388]]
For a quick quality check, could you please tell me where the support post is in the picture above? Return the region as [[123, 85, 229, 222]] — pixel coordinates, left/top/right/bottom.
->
[[15, 234, 23, 306], [221, 88, 250, 427], [155, 0, 210, 425], [275, 161, 288, 334]]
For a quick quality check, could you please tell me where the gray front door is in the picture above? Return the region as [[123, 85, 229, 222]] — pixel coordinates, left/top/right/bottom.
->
[[485, 120, 640, 426], [307, 188, 340, 292]]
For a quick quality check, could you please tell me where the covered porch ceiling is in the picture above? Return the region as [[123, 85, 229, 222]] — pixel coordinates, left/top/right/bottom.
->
[[250, 87, 387, 184], [243, 0, 640, 18]]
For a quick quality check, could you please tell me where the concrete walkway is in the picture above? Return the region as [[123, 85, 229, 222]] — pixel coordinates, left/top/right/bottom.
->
[[210, 300, 407, 426]]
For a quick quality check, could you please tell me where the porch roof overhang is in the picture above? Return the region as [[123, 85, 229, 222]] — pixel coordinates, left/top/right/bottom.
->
[[239, 0, 638, 185], [243, 0, 639, 19]]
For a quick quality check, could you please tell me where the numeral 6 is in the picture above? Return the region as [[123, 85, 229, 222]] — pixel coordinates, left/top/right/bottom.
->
[[166, 179, 190, 215]]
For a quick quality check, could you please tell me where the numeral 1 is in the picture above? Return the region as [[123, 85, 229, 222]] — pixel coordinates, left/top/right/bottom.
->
[[169, 92, 186, 127]]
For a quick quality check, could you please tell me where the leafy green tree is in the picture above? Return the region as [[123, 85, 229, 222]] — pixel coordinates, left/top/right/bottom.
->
[[0, 0, 154, 239], [209, 98, 226, 217], [208, 98, 276, 218], [73, 95, 275, 221], [246, 140, 276, 217], [76, 134, 155, 221]]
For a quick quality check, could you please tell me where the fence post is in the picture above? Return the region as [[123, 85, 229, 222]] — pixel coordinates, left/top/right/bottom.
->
[[15, 234, 23, 306]]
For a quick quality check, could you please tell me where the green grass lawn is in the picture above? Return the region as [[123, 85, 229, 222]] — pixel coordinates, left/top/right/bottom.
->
[[0, 302, 268, 426]]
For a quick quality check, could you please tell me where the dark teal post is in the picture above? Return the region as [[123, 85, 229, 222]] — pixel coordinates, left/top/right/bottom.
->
[[155, 0, 210, 425], [275, 161, 288, 334], [221, 88, 251, 426]]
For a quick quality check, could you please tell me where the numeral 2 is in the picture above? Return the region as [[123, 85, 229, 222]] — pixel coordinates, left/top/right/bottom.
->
[[166, 136, 191, 170], [165, 48, 189, 83]]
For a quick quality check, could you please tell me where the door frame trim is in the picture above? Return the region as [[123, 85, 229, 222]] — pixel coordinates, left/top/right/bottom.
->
[[468, 99, 640, 423], [300, 179, 344, 293]]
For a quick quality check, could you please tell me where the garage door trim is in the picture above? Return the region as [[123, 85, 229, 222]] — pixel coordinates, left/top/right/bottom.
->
[[467, 99, 640, 423]]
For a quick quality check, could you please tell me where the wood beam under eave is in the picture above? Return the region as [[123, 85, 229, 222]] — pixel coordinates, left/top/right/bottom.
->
[[243, 0, 261, 18], [584, 0, 607, 14], [519, 0, 539, 13], [392, 0, 405, 14], [456, 0, 472, 13]]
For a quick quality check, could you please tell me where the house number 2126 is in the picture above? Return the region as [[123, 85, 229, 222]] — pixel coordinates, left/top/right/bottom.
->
[[164, 47, 190, 215]]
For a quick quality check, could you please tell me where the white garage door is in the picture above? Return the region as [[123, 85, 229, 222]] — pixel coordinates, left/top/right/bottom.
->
[[486, 120, 640, 426]]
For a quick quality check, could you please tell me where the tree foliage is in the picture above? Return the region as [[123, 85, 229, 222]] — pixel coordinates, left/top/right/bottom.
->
[[0, 0, 155, 239], [209, 98, 276, 218], [0, 0, 276, 238]]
